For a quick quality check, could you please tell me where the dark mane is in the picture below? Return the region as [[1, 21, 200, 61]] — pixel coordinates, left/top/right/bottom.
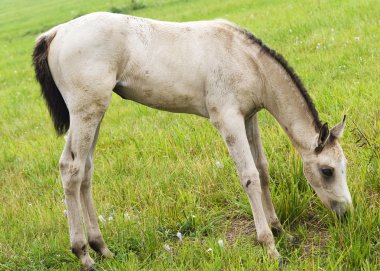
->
[[240, 28, 323, 131]]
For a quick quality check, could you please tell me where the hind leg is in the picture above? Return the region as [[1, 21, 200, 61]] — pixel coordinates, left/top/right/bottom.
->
[[80, 120, 114, 258], [60, 90, 111, 270]]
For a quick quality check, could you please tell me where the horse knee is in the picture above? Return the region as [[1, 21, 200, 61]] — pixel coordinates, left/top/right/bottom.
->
[[80, 156, 93, 189], [256, 160, 269, 186], [60, 158, 84, 195], [257, 160, 269, 173], [241, 175, 261, 193]]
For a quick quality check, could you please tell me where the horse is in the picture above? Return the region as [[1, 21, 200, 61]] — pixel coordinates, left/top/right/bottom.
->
[[32, 12, 352, 270]]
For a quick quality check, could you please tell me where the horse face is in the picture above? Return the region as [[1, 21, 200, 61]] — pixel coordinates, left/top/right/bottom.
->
[[303, 117, 352, 218]]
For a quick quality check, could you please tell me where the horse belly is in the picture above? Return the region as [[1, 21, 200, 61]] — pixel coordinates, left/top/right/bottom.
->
[[114, 79, 209, 117]]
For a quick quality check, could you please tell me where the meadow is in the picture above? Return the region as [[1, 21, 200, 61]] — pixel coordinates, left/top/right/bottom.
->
[[0, 0, 379, 270]]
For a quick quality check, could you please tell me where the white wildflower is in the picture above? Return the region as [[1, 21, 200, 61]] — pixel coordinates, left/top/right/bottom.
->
[[316, 43, 321, 49], [206, 248, 213, 252], [108, 216, 113, 221], [176, 232, 183, 242], [164, 244, 172, 252], [124, 212, 131, 221], [215, 160, 223, 169], [354, 36, 360, 41], [98, 215, 106, 225], [218, 239, 224, 248]]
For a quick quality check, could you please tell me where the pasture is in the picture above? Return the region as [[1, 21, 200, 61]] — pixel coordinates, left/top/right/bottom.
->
[[0, 0, 379, 270]]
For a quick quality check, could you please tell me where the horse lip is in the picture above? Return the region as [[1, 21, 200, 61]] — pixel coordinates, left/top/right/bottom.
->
[[330, 200, 348, 220]]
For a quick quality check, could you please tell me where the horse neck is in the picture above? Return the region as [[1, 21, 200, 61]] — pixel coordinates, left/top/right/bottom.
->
[[258, 54, 319, 155]]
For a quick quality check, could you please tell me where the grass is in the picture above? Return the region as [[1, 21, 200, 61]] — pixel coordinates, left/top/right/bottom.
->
[[0, 0, 379, 270]]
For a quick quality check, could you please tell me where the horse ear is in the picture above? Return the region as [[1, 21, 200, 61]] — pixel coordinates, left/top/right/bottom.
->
[[315, 122, 330, 153], [330, 115, 346, 139]]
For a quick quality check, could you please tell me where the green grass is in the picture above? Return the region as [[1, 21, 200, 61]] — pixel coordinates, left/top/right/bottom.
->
[[0, 0, 379, 270]]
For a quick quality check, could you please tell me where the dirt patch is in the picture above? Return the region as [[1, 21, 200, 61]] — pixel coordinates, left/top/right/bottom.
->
[[226, 215, 331, 258], [226, 216, 257, 246]]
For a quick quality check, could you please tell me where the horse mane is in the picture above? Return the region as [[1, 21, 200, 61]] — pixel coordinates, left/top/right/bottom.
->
[[239, 28, 323, 131]]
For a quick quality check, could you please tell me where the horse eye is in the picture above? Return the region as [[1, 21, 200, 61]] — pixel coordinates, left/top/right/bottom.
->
[[321, 168, 334, 177]]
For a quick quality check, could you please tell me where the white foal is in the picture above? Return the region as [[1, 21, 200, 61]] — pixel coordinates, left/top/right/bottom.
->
[[33, 12, 352, 270]]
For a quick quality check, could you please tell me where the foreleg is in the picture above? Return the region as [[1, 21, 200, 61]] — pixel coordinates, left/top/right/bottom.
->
[[211, 109, 280, 258]]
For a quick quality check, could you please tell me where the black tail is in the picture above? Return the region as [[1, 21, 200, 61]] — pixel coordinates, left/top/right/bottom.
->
[[32, 31, 70, 135]]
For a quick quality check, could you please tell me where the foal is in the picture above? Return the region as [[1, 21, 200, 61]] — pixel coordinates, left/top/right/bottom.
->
[[33, 12, 352, 270]]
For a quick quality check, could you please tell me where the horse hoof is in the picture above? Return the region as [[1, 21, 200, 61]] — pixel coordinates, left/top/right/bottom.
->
[[83, 257, 96, 271], [278, 257, 284, 270], [101, 247, 114, 258]]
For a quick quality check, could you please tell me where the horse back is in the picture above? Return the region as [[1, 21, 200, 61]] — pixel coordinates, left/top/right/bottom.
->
[[48, 12, 263, 117]]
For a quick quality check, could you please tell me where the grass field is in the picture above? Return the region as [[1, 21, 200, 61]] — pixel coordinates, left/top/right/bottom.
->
[[0, 0, 379, 270]]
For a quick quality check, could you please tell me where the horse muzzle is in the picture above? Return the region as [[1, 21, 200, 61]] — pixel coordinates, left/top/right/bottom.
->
[[330, 200, 353, 220]]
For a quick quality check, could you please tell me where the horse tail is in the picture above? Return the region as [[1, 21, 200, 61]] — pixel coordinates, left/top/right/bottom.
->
[[32, 28, 69, 136]]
